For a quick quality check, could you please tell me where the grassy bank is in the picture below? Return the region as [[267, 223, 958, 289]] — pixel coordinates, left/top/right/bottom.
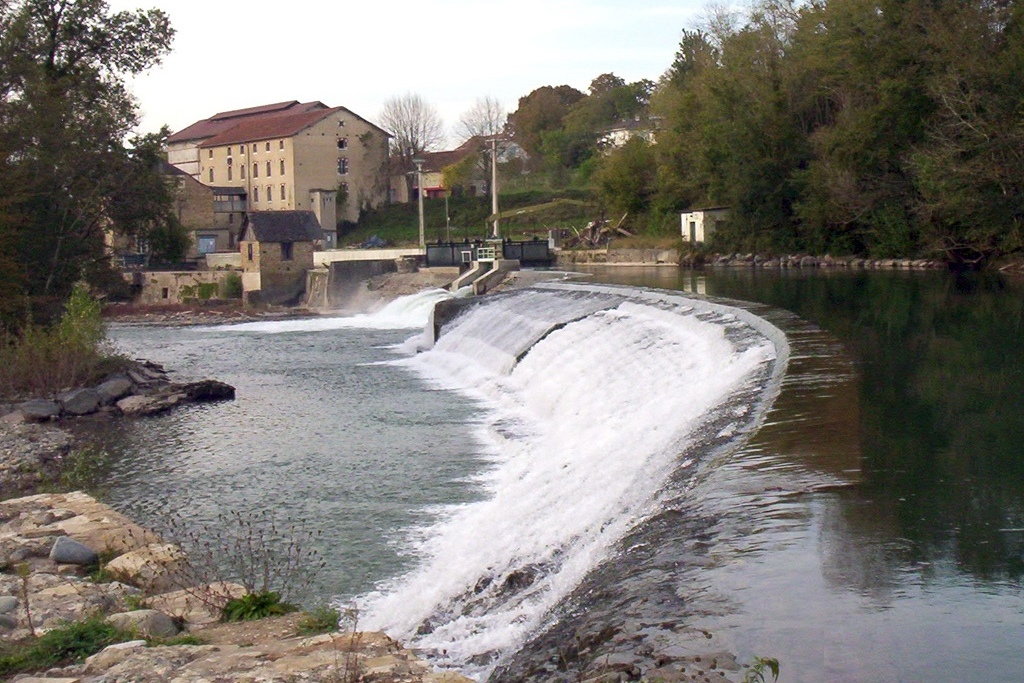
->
[[344, 189, 601, 247]]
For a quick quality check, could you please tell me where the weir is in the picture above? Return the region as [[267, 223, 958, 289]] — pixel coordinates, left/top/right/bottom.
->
[[362, 283, 790, 680]]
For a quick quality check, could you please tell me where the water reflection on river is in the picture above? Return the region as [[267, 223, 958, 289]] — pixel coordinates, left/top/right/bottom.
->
[[573, 266, 1024, 683]]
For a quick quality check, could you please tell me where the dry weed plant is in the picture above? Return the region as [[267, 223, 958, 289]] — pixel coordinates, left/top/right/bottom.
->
[[156, 509, 327, 614]]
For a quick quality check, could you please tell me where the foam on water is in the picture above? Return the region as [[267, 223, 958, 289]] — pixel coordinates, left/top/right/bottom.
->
[[359, 284, 785, 679], [196, 288, 456, 334]]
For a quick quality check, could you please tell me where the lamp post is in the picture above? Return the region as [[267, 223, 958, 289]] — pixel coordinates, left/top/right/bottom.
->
[[489, 137, 500, 239], [413, 157, 425, 252]]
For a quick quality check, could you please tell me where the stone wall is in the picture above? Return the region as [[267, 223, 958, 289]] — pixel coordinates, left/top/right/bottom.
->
[[555, 248, 681, 265], [135, 271, 238, 305]]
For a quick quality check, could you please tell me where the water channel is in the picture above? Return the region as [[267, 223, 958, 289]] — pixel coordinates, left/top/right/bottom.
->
[[88, 267, 1024, 682]]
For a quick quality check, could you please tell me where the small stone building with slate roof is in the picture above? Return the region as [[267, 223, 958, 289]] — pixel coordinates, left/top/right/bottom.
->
[[240, 211, 323, 305]]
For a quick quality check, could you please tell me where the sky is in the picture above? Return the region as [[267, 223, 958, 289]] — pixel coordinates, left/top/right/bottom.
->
[[108, 0, 708, 147]]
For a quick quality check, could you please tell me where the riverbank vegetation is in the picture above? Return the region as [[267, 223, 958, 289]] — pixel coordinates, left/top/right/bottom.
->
[[0, 283, 123, 401]]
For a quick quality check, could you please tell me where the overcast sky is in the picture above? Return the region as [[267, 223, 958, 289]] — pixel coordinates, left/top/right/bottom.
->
[[109, 0, 707, 147]]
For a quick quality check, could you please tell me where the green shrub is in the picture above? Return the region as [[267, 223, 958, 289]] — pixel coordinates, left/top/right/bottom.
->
[[0, 282, 124, 400], [0, 616, 135, 677], [221, 591, 297, 622], [221, 272, 243, 299], [296, 605, 340, 635]]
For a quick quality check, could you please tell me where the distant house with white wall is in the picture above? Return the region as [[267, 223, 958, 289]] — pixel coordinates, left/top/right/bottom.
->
[[598, 117, 660, 151], [681, 207, 729, 244]]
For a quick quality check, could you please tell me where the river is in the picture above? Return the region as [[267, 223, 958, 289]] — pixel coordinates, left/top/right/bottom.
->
[[90, 267, 1024, 683]]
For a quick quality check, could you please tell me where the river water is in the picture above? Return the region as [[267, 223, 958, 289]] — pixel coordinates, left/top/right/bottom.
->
[[91, 268, 1024, 683]]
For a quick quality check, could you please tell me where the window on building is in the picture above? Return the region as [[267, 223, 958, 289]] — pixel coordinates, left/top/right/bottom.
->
[[227, 147, 232, 156], [253, 186, 259, 202], [241, 146, 246, 155], [337, 158, 348, 175], [226, 155, 233, 166], [247, 243, 253, 261], [266, 160, 272, 177], [253, 163, 258, 178], [209, 168, 214, 182], [227, 166, 232, 181], [265, 141, 271, 151], [208, 149, 213, 158], [228, 213, 234, 224], [337, 138, 347, 150], [280, 159, 285, 175], [197, 235, 217, 255], [281, 242, 293, 261], [267, 185, 272, 201], [281, 183, 286, 201], [241, 164, 246, 179], [279, 140, 285, 150], [252, 143, 257, 153]]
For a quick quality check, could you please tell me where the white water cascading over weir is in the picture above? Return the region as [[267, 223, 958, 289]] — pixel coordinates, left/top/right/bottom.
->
[[360, 282, 790, 680]]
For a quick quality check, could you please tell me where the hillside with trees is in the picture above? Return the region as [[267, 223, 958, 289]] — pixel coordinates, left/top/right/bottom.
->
[[500, 0, 1024, 267]]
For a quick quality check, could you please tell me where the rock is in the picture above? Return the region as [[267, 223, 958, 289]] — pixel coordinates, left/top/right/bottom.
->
[[179, 379, 235, 402], [0, 595, 18, 613], [58, 388, 100, 416], [127, 368, 154, 386], [0, 613, 17, 629], [144, 582, 248, 625], [16, 399, 61, 422], [50, 536, 99, 566], [96, 377, 134, 405], [116, 395, 172, 416], [0, 410, 26, 425], [84, 639, 149, 673], [799, 256, 818, 268], [107, 609, 180, 639], [104, 542, 190, 592]]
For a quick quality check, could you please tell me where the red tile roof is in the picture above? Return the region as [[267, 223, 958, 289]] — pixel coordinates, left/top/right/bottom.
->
[[199, 107, 342, 148], [167, 101, 328, 144]]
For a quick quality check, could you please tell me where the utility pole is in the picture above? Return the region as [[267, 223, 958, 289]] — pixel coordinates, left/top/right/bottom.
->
[[413, 157, 425, 252], [445, 191, 451, 242], [490, 137, 500, 239]]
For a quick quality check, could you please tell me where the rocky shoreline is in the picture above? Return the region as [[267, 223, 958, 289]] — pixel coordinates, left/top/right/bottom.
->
[[0, 490, 472, 682]]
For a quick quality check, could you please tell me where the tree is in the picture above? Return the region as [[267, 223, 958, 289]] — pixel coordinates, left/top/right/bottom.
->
[[0, 0, 174, 323], [456, 95, 506, 143], [595, 137, 658, 218], [507, 85, 585, 162], [378, 92, 445, 168], [455, 96, 506, 196]]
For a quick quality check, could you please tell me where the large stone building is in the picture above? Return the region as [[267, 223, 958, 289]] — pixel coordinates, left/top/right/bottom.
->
[[166, 101, 391, 247]]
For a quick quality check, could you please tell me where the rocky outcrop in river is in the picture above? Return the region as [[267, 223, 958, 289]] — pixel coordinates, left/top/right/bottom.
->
[[0, 360, 235, 424]]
